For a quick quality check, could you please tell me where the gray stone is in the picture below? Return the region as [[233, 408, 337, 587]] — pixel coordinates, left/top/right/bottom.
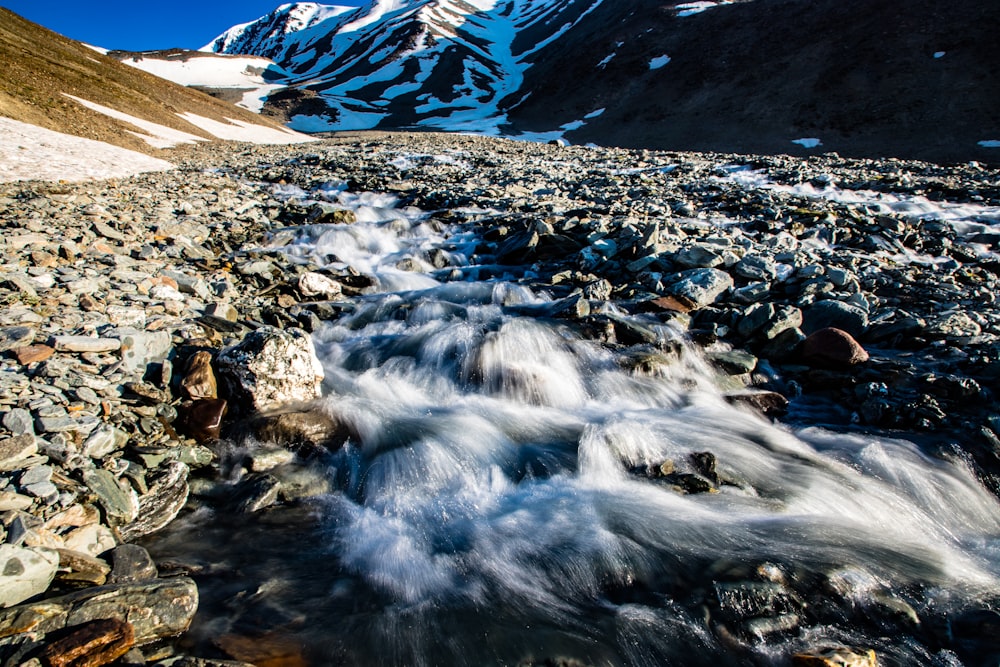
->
[[105, 329, 172, 375], [83, 469, 139, 524], [734, 254, 778, 281], [216, 327, 324, 414], [119, 462, 189, 542], [82, 425, 127, 459], [35, 415, 100, 436], [0, 435, 38, 472], [107, 544, 158, 584], [802, 300, 869, 337], [0, 326, 35, 353], [667, 268, 734, 309], [51, 336, 121, 353], [675, 245, 724, 269], [2, 409, 35, 436], [925, 311, 982, 339], [0, 545, 58, 608]]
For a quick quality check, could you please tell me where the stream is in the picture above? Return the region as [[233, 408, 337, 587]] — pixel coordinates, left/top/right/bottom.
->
[[147, 181, 1000, 666]]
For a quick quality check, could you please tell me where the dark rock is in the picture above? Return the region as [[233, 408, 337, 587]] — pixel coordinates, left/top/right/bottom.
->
[[230, 474, 282, 514], [801, 328, 869, 367], [119, 462, 189, 542], [39, 617, 135, 667], [180, 351, 218, 400], [0, 326, 36, 353], [802, 300, 869, 337], [707, 349, 757, 375], [248, 410, 351, 452], [666, 268, 734, 309], [54, 549, 110, 587], [725, 390, 789, 417], [791, 646, 877, 667], [107, 545, 158, 585], [176, 399, 228, 443]]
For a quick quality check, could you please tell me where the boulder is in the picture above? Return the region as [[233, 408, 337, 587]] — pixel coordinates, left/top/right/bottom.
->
[[216, 327, 324, 414], [119, 462, 189, 542], [802, 300, 869, 338], [666, 268, 733, 310], [180, 351, 218, 400], [801, 328, 869, 367], [0, 545, 59, 608], [792, 646, 878, 667], [38, 618, 134, 667]]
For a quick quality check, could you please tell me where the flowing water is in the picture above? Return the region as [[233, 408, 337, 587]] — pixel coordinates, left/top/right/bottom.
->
[[150, 182, 1000, 666]]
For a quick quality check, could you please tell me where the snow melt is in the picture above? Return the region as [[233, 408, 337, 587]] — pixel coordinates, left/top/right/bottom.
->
[[0, 117, 173, 183]]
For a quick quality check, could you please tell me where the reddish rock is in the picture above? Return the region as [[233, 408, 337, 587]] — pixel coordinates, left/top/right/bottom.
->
[[15, 344, 54, 365], [180, 351, 218, 400], [216, 633, 309, 667], [177, 399, 228, 442], [801, 327, 869, 367], [39, 618, 135, 667]]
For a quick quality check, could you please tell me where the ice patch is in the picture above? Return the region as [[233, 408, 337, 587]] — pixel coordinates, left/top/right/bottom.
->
[[978, 140, 1000, 148], [649, 55, 672, 70], [0, 117, 174, 183], [584, 108, 606, 119], [792, 138, 822, 149]]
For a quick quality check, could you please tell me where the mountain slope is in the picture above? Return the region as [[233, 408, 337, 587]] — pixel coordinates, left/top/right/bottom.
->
[[0, 8, 307, 156], [206, 0, 999, 162]]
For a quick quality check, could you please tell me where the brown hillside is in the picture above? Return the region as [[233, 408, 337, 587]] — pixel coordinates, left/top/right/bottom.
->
[[0, 8, 293, 155]]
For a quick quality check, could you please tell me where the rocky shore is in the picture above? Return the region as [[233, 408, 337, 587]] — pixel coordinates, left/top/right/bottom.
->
[[1, 132, 999, 666]]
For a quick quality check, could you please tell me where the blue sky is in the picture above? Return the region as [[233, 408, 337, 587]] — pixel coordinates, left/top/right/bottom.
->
[[0, 1, 364, 51]]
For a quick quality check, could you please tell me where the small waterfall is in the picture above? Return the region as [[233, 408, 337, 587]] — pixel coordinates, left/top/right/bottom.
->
[[149, 180, 1000, 667]]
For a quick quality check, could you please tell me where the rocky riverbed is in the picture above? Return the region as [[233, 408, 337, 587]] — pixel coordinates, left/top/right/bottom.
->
[[1, 132, 999, 666]]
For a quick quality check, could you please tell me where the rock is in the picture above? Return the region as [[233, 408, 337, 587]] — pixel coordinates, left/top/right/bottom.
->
[[55, 549, 111, 587], [298, 272, 343, 299], [39, 617, 135, 667], [61, 524, 116, 558], [107, 545, 158, 585], [0, 545, 59, 608], [3, 408, 35, 436], [675, 244, 724, 268], [82, 469, 139, 525], [176, 399, 228, 443], [0, 326, 35, 352], [801, 328, 869, 367], [204, 302, 239, 323], [215, 632, 309, 667], [0, 491, 33, 511], [180, 351, 218, 400], [707, 350, 758, 375], [51, 337, 121, 354], [107, 329, 172, 375], [0, 435, 38, 472], [246, 449, 295, 472], [82, 425, 127, 460], [725, 390, 790, 417], [802, 300, 869, 338], [119, 462, 189, 542], [792, 646, 878, 667], [925, 311, 982, 339], [248, 410, 351, 451], [0, 577, 198, 645], [734, 254, 778, 281], [216, 327, 324, 414], [230, 473, 282, 514], [667, 268, 734, 309], [15, 345, 54, 365]]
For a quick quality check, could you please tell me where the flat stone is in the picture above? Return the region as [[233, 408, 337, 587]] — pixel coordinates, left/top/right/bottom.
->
[[0, 491, 33, 511], [0, 577, 198, 645], [667, 268, 734, 310], [51, 337, 121, 354], [0, 326, 35, 352], [0, 544, 59, 608], [105, 329, 172, 375], [247, 448, 295, 472], [35, 415, 100, 436], [3, 408, 35, 436], [82, 469, 139, 524], [39, 617, 134, 667], [204, 302, 239, 322], [82, 425, 127, 459], [15, 345, 55, 365], [54, 548, 111, 587], [61, 524, 116, 558], [119, 462, 189, 542], [0, 435, 38, 472]]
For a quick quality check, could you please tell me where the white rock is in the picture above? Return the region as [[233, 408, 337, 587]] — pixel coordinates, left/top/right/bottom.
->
[[217, 327, 324, 413], [0, 544, 59, 608], [298, 272, 343, 299]]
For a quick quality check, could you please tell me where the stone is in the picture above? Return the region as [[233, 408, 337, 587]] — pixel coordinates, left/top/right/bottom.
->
[[0, 545, 59, 608], [82, 425, 127, 460], [119, 462, 189, 542], [204, 302, 239, 322], [39, 617, 134, 667], [107, 545, 158, 584], [0, 326, 35, 352], [180, 351, 218, 400], [248, 410, 350, 451], [215, 633, 309, 667], [707, 350, 757, 375], [230, 473, 282, 514], [51, 337, 121, 354], [60, 524, 117, 558], [925, 311, 982, 339], [35, 416, 100, 436], [734, 254, 778, 281], [0, 435, 38, 472], [106, 329, 172, 375], [0, 577, 198, 645], [298, 272, 343, 299], [725, 390, 790, 417], [82, 469, 139, 525], [247, 448, 295, 472], [667, 268, 734, 310], [14, 345, 54, 365], [176, 399, 228, 443], [792, 646, 878, 667], [802, 300, 869, 338], [0, 491, 33, 511], [675, 245, 724, 268], [216, 327, 324, 414], [801, 328, 869, 367], [3, 408, 35, 436], [55, 549, 111, 587]]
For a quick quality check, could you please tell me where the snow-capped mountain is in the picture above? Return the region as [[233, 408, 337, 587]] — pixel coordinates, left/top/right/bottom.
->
[[201, 0, 1000, 163], [203, 0, 610, 134]]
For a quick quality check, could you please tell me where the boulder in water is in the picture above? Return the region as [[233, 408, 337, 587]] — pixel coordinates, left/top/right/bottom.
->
[[216, 327, 324, 414], [801, 328, 869, 367], [792, 646, 878, 667]]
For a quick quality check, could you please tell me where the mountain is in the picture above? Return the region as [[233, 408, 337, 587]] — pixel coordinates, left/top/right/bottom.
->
[[0, 8, 309, 159], [202, 0, 1000, 163]]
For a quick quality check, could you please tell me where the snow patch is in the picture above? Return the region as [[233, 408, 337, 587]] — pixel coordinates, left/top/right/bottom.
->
[[65, 95, 207, 148], [596, 53, 616, 68], [676, 2, 727, 16], [85, 44, 109, 55], [584, 108, 606, 119], [649, 55, 672, 70], [792, 138, 822, 148], [978, 140, 1000, 148], [0, 117, 174, 183], [933, 51, 946, 59]]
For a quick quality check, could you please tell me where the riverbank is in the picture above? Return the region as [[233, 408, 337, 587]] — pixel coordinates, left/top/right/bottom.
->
[[2, 133, 999, 665]]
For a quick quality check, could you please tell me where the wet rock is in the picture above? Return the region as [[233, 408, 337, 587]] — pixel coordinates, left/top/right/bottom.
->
[[38, 617, 135, 667], [0, 577, 198, 645], [725, 390, 789, 417], [248, 410, 351, 452], [176, 399, 228, 443], [792, 646, 878, 667], [119, 462, 189, 542], [666, 268, 733, 309], [925, 311, 982, 339], [246, 448, 295, 472], [180, 351, 218, 400], [801, 328, 869, 367], [298, 272, 343, 299], [216, 327, 324, 414], [230, 473, 282, 514], [707, 349, 757, 375], [0, 544, 59, 608]]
